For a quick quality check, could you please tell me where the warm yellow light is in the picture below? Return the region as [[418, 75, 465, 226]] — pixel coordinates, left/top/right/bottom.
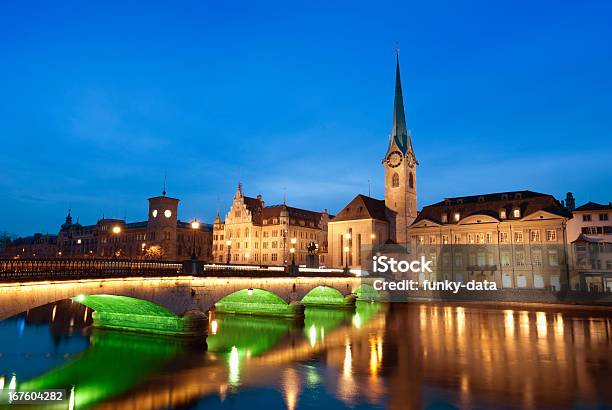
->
[[58, 251, 62, 256], [191, 220, 200, 229], [226, 240, 232, 246], [290, 247, 295, 254], [343, 245, 350, 253], [247, 288, 253, 296], [141, 242, 146, 249], [112, 226, 121, 234], [291, 237, 297, 245], [211, 319, 218, 335], [245, 252, 250, 258], [77, 239, 82, 244], [344, 233, 351, 240], [370, 233, 376, 239]]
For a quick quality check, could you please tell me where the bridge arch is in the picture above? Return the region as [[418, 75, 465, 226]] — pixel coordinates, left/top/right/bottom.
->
[[72, 294, 206, 336], [214, 288, 303, 318], [301, 285, 355, 307]]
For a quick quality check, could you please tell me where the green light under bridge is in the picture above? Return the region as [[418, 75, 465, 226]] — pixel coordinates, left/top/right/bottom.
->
[[355, 284, 386, 302], [301, 286, 356, 307], [215, 289, 304, 318], [72, 294, 206, 337]]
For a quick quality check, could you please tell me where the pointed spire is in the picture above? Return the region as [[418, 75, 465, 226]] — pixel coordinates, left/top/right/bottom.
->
[[391, 49, 411, 155], [162, 173, 167, 196]]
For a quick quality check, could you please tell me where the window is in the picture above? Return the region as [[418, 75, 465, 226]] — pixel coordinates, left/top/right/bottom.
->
[[263, 254, 268, 262], [263, 242, 268, 249], [582, 214, 592, 222], [499, 209, 507, 219], [477, 252, 486, 266], [409, 172, 414, 189], [499, 232, 509, 243], [441, 213, 448, 223], [532, 250, 542, 267], [485, 232, 493, 243], [442, 235, 449, 244], [272, 241, 278, 249], [468, 234, 474, 244], [454, 213, 460, 222], [530, 230, 540, 242], [271, 253, 278, 261], [548, 250, 558, 267], [501, 252, 511, 266], [546, 229, 557, 242], [599, 213, 609, 221], [429, 235, 436, 245], [514, 231, 523, 243], [392, 173, 400, 188], [455, 253, 463, 266], [418, 236, 424, 245], [513, 209, 521, 218], [515, 250, 525, 267], [476, 233, 484, 244], [454, 234, 461, 244]]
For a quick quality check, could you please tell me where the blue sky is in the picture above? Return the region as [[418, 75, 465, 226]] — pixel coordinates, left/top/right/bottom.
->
[[1, 0, 611, 235]]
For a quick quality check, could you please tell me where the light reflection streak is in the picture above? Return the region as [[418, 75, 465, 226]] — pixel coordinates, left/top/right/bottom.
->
[[229, 346, 240, 385], [536, 312, 547, 338]]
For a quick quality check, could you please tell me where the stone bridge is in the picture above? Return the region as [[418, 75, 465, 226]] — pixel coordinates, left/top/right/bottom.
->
[[0, 274, 373, 335]]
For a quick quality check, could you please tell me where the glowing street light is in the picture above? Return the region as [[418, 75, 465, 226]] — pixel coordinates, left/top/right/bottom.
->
[[343, 245, 350, 269], [191, 220, 200, 260], [112, 226, 121, 234]]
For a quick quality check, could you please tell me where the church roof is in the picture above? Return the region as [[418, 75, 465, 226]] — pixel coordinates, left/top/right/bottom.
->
[[331, 195, 388, 222], [413, 190, 570, 225], [390, 51, 412, 155]]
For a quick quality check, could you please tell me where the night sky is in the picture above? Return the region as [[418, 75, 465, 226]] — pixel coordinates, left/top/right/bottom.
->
[[1, 0, 611, 236]]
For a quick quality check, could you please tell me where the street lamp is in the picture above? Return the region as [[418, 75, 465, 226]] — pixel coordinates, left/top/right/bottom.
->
[[112, 225, 121, 258], [191, 220, 200, 260], [226, 240, 232, 264], [290, 247, 296, 265]]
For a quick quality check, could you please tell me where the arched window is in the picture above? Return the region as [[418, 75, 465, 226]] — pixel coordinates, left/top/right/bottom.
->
[[392, 173, 400, 188], [409, 172, 414, 189]]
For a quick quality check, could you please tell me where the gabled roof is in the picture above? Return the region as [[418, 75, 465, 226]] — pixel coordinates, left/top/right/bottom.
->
[[262, 205, 323, 225], [413, 190, 570, 225], [331, 195, 388, 222], [574, 201, 612, 212]]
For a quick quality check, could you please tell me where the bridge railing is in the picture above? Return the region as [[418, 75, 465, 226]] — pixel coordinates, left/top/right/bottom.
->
[[0, 258, 183, 281], [0, 259, 352, 281]]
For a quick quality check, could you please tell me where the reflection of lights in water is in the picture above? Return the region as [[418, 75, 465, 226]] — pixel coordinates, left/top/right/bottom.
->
[[352, 313, 361, 329], [377, 335, 383, 361], [0, 376, 4, 392], [83, 308, 88, 322], [504, 310, 514, 337], [282, 368, 301, 410], [343, 343, 352, 376], [461, 373, 469, 392], [321, 327, 325, 342], [17, 318, 25, 338], [536, 312, 547, 337], [309, 325, 317, 347], [456, 307, 465, 335], [219, 384, 228, 402], [70, 318, 75, 328], [555, 313, 564, 336], [369, 337, 378, 375], [211, 319, 218, 335], [520, 311, 530, 334], [444, 306, 453, 328], [51, 305, 57, 322], [68, 386, 75, 410], [229, 346, 240, 385], [305, 365, 320, 387]]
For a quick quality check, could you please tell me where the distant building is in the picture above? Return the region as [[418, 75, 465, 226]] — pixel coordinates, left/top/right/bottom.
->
[[212, 184, 329, 266], [566, 200, 612, 291], [408, 191, 572, 290], [2, 191, 213, 261], [3, 233, 59, 259]]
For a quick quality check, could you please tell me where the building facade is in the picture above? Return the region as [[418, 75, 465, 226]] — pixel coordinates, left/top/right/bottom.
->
[[2, 233, 59, 259], [212, 185, 329, 266], [408, 191, 572, 290], [566, 200, 612, 291]]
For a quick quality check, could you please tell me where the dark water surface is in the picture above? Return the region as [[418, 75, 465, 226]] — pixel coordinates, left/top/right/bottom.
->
[[0, 301, 611, 409]]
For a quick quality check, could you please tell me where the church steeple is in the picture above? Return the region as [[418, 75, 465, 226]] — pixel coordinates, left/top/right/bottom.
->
[[391, 50, 412, 156]]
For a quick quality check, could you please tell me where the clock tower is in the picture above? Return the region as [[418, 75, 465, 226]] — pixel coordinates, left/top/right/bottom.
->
[[383, 51, 418, 245]]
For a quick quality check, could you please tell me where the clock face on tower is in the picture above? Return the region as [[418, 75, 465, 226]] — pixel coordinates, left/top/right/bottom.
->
[[386, 150, 403, 168]]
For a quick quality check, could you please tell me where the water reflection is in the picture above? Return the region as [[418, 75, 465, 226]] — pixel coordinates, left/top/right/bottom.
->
[[0, 301, 611, 409]]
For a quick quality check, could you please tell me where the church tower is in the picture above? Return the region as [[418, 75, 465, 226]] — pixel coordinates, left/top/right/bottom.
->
[[383, 51, 418, 244]]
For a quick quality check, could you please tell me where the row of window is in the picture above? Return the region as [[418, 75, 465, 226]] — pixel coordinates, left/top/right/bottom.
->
[[582, 213, 609, 222], [440, 208, 522, 223], [213, 240, 314, 251], [581, 226, 612, 235], [424, 249, 560, 268], [417, 229, 557, 245], [214, 229, 318, 241], [217, 253, 326, 263]]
